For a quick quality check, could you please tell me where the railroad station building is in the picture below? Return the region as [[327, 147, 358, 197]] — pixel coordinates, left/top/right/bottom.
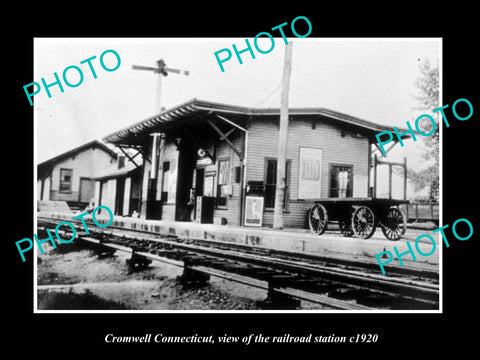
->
[[103, 99, 402, 228], [92, 158, 143, 217], [37, 140, 119, 210]]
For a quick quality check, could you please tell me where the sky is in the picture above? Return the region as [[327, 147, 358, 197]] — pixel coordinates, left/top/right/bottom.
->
[[34, 37, 441, 178]]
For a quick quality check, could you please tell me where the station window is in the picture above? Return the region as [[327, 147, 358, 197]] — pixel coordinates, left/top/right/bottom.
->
[[264, 158, 291, 210], [204, 172, 215, 197], [329, 165, 353, 198], [59, 168, 72, 193], [217, 159, 230, 208]]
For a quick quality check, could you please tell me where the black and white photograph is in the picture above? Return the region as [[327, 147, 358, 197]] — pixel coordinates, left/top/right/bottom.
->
[[6, 7, 479, 355], [33, 37, 441, 312]]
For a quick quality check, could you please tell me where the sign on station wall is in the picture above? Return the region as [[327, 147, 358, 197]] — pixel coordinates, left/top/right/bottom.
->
[[244, 196, 264, 227], [298, 147, 322, 199]]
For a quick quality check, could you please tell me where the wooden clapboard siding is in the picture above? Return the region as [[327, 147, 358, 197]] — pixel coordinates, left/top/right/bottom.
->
[[247, 116, 370, 228], [211, 131, 243, 226], [263, 201, 313, 228], [189, 130, 244, 226]]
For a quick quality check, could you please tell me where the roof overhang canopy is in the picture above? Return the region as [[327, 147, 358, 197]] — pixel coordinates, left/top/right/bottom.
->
[[103, 98, 407, 146]]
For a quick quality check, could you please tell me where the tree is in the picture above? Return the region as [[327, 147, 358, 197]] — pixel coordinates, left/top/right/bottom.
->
[[408, 59, 439, 201]]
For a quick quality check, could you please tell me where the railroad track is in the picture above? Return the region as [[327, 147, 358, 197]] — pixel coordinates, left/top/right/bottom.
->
[[37, 217, 439, 311]]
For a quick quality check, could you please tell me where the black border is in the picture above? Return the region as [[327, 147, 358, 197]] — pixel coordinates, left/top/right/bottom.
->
[[7, 5, 479, 355]]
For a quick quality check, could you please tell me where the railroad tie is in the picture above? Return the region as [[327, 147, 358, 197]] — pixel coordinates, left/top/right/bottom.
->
[[268, 274, 302, 288], [177, 267, 210, 287], [126, 252, 152, 271]]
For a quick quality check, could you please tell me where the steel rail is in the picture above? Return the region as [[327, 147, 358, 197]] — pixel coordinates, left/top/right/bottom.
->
[[37, 217, 439, 309], [119, 232, 439, 303], [37, 216, 439, 279], [72, 225, 438, 297], [77, 235, 370, 310]]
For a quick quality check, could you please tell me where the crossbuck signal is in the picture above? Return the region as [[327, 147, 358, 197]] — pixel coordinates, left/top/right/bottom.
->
[[131, 58, 190, 180], [132, 59, 190, 77], [132, 58, 190, 113]]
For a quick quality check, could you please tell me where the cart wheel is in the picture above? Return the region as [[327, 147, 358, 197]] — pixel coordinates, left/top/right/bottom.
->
[[308, 204, 328, 235], [351, 206, 376, 239], [380, 207, 406, 241]]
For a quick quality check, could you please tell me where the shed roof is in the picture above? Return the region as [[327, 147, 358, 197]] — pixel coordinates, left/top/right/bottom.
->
[[93, 161, 138, 180], [103, 98, 404, 145], [38, 140, 118, 169]]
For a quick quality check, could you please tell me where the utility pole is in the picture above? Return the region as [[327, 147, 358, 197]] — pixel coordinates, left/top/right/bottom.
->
[[273, 43, 293, 229], [403, 157, 407, 200]]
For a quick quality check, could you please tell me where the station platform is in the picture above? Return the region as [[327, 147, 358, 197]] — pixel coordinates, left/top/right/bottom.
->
[[37, 211, 440, 272]]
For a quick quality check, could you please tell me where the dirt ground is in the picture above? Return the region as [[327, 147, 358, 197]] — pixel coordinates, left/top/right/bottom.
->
[[37, 241, 324, 311]]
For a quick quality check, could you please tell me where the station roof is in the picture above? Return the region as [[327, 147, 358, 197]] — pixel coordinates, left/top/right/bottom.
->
[[103, 98, 403, 145]]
